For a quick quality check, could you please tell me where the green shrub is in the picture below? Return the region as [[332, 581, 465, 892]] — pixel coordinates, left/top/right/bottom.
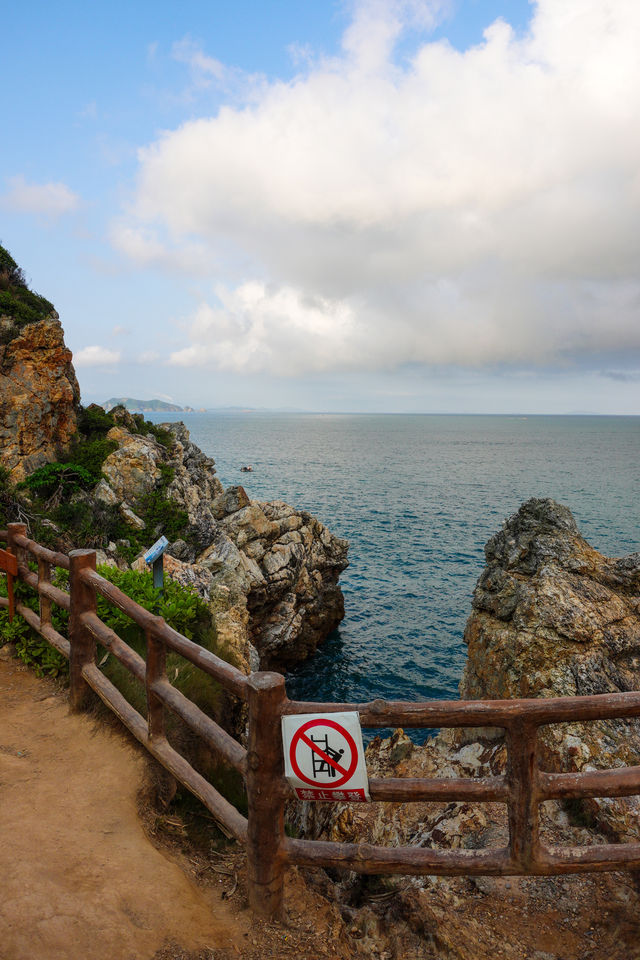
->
[[18, 462, 95, 505], [0, 573, 68, 677], [68, 436, 118, 480], [0, 565, 214, 681], [0, 243, 55, 340], [77, 404, 115, 437]]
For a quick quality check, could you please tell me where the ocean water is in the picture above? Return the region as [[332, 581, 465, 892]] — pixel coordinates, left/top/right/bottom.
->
[[149, 413, 640, 715]]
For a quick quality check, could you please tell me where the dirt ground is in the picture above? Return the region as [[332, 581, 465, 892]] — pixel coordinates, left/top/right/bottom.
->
[[0, 653, 355, 960]]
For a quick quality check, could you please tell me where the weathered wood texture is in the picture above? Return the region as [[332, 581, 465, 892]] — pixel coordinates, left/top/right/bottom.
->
[[81, 661, 248, 843], [69, 549, 97, 711], [246, 672, 287, 919]]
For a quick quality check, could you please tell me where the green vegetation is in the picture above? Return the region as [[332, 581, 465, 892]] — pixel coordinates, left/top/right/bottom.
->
[[138, 464, 189, 542], [1, 400, 191, 561], [0, 564, 212, 680], [0, 242, 55, 342], [18, 463, 95, 507], [0, 562, 243, 811]]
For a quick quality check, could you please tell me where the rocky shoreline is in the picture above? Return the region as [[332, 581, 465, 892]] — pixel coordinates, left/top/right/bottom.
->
[[290, 499, 640, 958]]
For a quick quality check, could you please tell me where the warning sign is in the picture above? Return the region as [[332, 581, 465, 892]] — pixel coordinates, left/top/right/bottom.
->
[[282, 712, 370, 802]]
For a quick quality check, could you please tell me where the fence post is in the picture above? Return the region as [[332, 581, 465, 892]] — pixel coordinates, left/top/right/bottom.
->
[[7, 522, 27, 563], [145, 619, 166, 741], [506, 719, 540, 871], [246, 671, 287, 920], [6, 524, 26, 621], [69, 549, 97, 711], [38, 556, 52, 628]]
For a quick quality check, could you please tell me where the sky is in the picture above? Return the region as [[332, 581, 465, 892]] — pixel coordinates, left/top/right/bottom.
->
[[2, 0, 640, 414]]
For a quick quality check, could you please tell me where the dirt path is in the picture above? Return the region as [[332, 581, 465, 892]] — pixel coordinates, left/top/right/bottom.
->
[[0, 655, 247, 960], [0, 653, 356, 960]]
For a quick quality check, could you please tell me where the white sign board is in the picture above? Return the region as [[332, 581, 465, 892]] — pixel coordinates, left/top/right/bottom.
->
[[282, 711, 370, 802]]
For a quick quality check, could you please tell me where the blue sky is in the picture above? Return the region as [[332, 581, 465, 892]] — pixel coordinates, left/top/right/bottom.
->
[[2, 0, 639, 413]]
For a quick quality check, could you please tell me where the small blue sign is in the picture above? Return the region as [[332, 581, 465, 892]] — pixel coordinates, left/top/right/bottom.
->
[[143, 535, 169, 565]]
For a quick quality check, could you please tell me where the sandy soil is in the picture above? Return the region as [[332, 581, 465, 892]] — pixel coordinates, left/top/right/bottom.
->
[[0, 654, 354, 960]]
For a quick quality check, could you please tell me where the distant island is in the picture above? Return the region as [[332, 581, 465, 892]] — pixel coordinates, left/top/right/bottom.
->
[[101, 397, 196, 413]]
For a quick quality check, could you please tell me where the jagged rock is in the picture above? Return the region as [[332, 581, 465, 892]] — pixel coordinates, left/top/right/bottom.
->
[[94, 479, 118, 506], [0, 318, 79, 482], [210, 485, 251, 519], [460, 497, 640, 841], [119, 502, 145, 530], [102, 429, 165, 501], [163, 422, 223, 552], [230, 500, 348, 668]]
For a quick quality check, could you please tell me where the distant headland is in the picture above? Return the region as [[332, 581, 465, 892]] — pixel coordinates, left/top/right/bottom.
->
[[101, 397, 198, 413]]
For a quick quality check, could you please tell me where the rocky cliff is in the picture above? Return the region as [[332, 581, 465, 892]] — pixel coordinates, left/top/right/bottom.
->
[[295, 500, 640, 960], [0, 317, 80, 482], [0, 244, 348, 671], [100, 416, 348, 671]]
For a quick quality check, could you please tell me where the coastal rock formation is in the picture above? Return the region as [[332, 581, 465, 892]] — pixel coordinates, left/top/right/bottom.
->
[[292, 500, 640, 959], [460, 497, 640, 841], [0, 318, 80, 482], [0, 239, 347, 672], [99, 420, 348, 669]]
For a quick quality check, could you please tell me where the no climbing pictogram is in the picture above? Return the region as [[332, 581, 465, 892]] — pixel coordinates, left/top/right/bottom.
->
[[282, 712, 370, 802]]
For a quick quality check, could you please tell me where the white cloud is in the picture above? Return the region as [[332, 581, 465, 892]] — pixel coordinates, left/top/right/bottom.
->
[[172, 37, 227, 86], [117, 0, 640, 376], [170, 283, 360, 374], [74, 346, 121, 367], [2, 175, 80, 217]]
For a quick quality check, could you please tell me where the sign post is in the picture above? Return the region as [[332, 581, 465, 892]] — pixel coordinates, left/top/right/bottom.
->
[[282, 711, 370, 801], [0, 547, 18, 622], [143, 535, 169, 600]]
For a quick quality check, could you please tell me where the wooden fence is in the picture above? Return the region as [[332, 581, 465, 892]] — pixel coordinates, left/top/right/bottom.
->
[[3, 521, 640, 920]]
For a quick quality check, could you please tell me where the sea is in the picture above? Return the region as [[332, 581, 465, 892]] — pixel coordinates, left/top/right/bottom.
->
[[148, 413, 640, 726]]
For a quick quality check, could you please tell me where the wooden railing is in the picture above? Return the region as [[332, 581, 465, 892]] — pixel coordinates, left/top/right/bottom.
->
[[2, 522, 640, 920]]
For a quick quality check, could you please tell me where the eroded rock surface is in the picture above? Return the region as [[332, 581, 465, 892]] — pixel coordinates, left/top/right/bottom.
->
[[101, 420, 348, 670], [295, 499, 640, 959], [461, 497, 640, 841], [0, 318, 80, 481]]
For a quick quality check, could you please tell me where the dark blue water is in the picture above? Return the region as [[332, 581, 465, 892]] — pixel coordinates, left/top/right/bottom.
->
[[150, 414, 640, 713]]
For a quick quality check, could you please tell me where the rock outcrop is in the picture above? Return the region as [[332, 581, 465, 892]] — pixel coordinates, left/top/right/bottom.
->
[[0, 242, 347, 672], [0, 318, 80, 482], [461, 497, 640, 841], [99, 419, 348, 670], [294, 499, 640, 960]]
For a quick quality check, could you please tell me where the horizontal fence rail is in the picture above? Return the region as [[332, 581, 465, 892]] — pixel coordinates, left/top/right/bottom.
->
[[2, 522, 640, 920]]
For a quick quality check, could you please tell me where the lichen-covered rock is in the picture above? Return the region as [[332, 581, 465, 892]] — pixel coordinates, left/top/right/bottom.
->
[[244, 500, 348, 668], [102, 429, 165, 501], [297, 500, 640, 959], [460, 497, 640, 842], [0, 318, 79, 481], [99, 420, 347, 670], [164, 422, 224, 551]]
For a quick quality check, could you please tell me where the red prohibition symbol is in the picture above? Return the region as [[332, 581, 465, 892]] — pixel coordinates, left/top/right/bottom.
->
[[289, 718, 359, 789]]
